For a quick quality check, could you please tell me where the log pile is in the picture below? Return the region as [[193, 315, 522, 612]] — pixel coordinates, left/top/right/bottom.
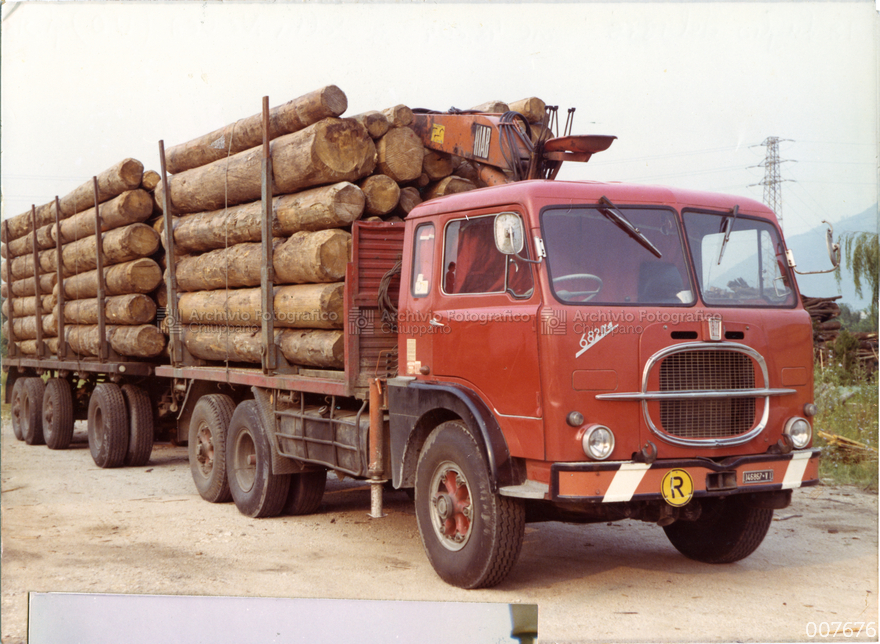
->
[[803, 295, 878, 372], [154, 87, 548, 369], [1, 160, 167, 358]]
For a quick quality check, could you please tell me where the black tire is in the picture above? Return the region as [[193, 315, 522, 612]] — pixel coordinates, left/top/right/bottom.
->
[[122, 385, 154, 466], [188, 394, 236, 503], [283, 470, 327, 516], [226, 400, 290, 518], [663, 496, 774, 564], [87, 383, 129, 469], [10, 379, 26, 441], [414, 420, 525, 589], [22, 378, 47, 446], [43, 378, 74, 450]]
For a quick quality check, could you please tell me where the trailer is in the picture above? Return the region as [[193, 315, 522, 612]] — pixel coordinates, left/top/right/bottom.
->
[[3, 93, 829, 589]]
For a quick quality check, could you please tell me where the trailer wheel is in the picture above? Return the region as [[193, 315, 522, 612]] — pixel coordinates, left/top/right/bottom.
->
[[10, 379, 26, 441], [22, 378, 47, 446], [188, 394, 235, 503], [414, 420, 525, 589], [226, 400, 290, 518], [87, 383, 129, 469], [43, 378, 74, 450], [663, 496, 774, 564], [283, 470, 327, 516], [122, 385, 154, 467]]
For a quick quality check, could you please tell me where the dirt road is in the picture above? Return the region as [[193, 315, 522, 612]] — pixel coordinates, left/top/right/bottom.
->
[[2, 418, 877, 643]]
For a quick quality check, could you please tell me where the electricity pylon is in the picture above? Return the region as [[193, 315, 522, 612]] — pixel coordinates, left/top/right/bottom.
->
[[748, 137, 794, 230]]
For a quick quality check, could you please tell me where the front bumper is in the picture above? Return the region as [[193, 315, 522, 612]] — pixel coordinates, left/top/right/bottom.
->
[[550, 449, 819, 503]]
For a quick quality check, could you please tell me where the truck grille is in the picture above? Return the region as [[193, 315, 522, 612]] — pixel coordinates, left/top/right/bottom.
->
[[658, 350, 756, 439]]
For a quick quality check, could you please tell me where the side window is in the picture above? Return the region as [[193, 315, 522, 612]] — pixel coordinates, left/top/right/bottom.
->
[[443, 215, 533, 297], [411, 223, 435, 298]]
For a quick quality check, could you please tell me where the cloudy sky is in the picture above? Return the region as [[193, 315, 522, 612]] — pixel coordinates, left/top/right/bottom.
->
[[1, 1, 877, 241]]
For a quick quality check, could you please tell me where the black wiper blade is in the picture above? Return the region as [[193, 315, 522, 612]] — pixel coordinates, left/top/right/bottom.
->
[[717, 205, 740, 265], [598, 196, 662, 258]]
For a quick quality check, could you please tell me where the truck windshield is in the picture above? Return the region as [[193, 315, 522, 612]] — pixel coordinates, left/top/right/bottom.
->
[[542, 206, 694, 306], [682, 210, 795, 307]]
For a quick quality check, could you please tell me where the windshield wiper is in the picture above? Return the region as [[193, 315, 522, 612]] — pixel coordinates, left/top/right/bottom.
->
[[717, 205, 740, 265], [598, 196, 662, 258]]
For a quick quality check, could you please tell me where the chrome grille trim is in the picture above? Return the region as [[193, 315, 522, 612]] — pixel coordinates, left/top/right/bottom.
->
[[596, 342, 795, 448]]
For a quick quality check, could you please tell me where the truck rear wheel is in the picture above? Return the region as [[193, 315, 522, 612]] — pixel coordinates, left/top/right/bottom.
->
[[283, 470, 327, 516], [188, 394, 235, 503], [226, 400, 290, 518], [10, 379, 26, 441], [87, 383, 129, 469], [22, 378, 46, 446], [122, 385, 154, 467], [43, 378, 74, 450], [663, 496, 774, 564], [414, 420, 525, 589]]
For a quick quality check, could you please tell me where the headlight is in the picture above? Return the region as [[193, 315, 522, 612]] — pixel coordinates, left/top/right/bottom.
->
[[784, 417, 812, 449], [581, 424, 615, 460]]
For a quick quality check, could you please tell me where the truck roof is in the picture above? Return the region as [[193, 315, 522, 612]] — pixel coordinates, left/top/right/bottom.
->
[[407, 179, 777, 223]]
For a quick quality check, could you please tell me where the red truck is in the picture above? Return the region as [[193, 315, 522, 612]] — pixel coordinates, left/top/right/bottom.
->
[[4, 105, 822, 589]]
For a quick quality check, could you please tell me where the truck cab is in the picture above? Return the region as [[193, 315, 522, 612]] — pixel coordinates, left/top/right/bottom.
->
[[389, 179, 819, 588]]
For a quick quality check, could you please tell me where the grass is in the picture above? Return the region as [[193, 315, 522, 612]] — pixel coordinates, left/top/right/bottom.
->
[[813, 362, 878, 491]]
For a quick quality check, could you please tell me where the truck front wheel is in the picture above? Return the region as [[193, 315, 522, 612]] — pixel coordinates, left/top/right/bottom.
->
[[663, 496, 774, 564], [226, 400, 290, 518], [414, 420, 525, 589]]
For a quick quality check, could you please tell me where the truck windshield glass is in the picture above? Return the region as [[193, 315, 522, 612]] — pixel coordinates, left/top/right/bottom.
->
[[682, 210, 795, 307], [542, 206, 694, 305]]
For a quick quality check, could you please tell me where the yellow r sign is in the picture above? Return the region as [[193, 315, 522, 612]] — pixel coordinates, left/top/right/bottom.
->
[[661, 469, 694, 507]]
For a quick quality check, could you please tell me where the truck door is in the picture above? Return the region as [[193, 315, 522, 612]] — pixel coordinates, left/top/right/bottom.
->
[[429, 213, 543, 421]]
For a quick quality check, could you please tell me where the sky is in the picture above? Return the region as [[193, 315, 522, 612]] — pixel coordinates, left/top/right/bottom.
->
[[1, 1, 877, 245]]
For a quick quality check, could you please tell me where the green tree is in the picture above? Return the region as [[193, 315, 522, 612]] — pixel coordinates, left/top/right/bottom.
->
[[835, 230, 878, 330]]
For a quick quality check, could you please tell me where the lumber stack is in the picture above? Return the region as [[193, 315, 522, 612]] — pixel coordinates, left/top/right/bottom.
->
[[1, 160, 167, 359], [803, 294, 878, 373]]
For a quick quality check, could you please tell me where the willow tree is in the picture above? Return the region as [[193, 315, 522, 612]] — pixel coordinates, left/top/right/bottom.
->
[[835, 230, 879, 330]]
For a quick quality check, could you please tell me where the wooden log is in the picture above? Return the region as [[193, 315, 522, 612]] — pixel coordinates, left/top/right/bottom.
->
[[157, 118, 375, 215], [423, 176, 476, 200], [52, 189, 154, 245], [3, 223, 56, 258], [165, 182, 364, 255], [508, 97, 546, 123], [274, 229, 351, 284], [16, 337, 60, 356], [56, 257, 163, 300], [470, 100, 509, 113], [2, 273, 57, 298], [175, 239, 285, 292], [180, 327, 343, 369], [351, 111, 390, 139], [55, 223, 160, 277], [58, 293, 157, 325], [2, 294, 53, 318], [4, 314, 57, 340], [141, 170, 161, 191], [165, 86, 348, 174], [376, 127, 424, 184], [1, 159, 144, 243], [382, 105, 414, 128], [66, 324, 166, 358], [394, 186, 422, 218], [154, 283, 168, 308], [422, 150, 454, 181], [453, 159, 482, 185], [359, 174, 400, 216], [177, 283, 343, 329]]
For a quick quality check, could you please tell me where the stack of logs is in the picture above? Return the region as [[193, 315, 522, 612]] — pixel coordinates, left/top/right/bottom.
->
[[803, 294, 878, 372], [156, 86, 548, 369], [1, 160, 167, 358]]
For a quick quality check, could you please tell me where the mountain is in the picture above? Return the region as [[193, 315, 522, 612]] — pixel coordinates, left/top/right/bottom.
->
[[785, 205, 878, 311]]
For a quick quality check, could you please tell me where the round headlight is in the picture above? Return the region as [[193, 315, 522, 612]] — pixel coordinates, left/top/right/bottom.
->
[[784, 417, 812, 449], [582, 424, 615, 460]]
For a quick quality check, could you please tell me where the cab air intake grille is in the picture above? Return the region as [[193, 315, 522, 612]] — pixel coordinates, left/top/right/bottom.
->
[[658, 350, 756, 439]]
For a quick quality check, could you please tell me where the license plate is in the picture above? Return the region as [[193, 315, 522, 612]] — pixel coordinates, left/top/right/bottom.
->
[[742, 469, 774, 484]]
